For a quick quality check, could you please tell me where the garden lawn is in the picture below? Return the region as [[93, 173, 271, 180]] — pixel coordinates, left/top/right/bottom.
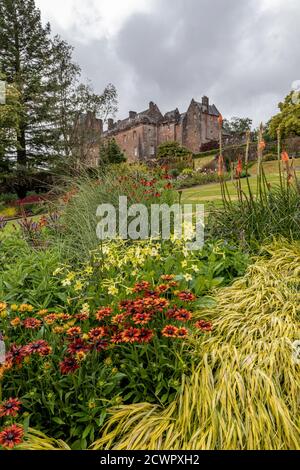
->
[[182, 159, 300, 206]]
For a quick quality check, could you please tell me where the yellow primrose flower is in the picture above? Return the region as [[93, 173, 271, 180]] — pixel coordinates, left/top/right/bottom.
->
[[181, 260, 188, 268], [0, 302, 7, 311], [183, 273, 193, 282]]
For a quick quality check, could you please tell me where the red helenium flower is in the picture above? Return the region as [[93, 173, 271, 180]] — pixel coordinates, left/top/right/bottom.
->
[[195, 320, 213, 332], [59, 357, 80, 375], [23, 318, 42, 330], [26, 340, 52, 356], [0, 398, 22, 418], [0, 424, 24, 449], [122, 327, 140, 343]]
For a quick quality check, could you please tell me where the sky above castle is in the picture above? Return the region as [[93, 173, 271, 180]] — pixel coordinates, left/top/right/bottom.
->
[[36, 0, 300, 127]]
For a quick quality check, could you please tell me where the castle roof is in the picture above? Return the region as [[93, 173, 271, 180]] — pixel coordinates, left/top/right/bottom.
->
[[194, 100, 220, 116]]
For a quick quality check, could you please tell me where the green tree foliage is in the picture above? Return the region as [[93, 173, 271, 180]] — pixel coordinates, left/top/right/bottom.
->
[[0, 79, 22, 172], [268, 92, 300, 138], [157, 141, 191, 159], [99, 138, 126, 164], [0, 0, 118, 196], [223, 116, 252, 135]]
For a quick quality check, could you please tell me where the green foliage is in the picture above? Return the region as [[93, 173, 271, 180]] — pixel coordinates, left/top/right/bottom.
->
[[99, 138, 126, 164], [223, 116, 252, 135], [269, 92, 300, 138], [157, 141, 191, 159]]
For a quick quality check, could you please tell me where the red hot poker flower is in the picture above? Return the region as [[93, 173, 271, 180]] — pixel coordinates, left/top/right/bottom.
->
[[281, 151, 289, 162], [0, 424, 24, 449], [0, 398, 22, 418]]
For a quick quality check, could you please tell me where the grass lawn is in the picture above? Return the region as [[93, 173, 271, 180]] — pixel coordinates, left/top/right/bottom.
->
[[182, 159, 300, 206]]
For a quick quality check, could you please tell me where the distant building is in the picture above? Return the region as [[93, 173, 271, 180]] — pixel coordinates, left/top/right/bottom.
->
[[81, 96, 222, 164]]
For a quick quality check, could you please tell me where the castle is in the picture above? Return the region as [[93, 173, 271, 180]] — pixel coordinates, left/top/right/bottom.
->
[[79, 96, 221, 164]]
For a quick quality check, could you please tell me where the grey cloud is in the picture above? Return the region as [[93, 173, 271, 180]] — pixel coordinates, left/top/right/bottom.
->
[[43, 0, 300, 126]]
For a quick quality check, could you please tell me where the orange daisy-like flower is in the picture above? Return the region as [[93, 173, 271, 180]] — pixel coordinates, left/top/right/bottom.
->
[[137, 328, 154, 343], [156, 284, 169, 293], [66, 326, 82, 339], [174, 309, 192, 322], [161, 275, 175, 281], [281, 151, 289, 162], [176, 327, 188, 338], [122, 327, 140, 343], [88, 327, 106, 341], [44, 314, 58, 325], [195, 320, 213, 332], [10, 317, 21, 327], [67, 339, 89, 355], [26, 340, 52, 356], [111, 332, 124, 344], [177, 291, 196, 302], [23, 318, 42, 330], [60, 356, 79, 375], [161, 325, 178, 338], [95, 307, 113, 321], [0, 398, 22, 418], [75, 312, 89, 321], [111, 314, 126, 324], [133, 281, 151, 293], [132, 313, 152, 325], [0, 424, 24, 449]]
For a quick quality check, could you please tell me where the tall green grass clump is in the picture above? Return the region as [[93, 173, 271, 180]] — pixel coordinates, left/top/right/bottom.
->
[[54, 164, 177, 260], [209, 124, 300, 247]]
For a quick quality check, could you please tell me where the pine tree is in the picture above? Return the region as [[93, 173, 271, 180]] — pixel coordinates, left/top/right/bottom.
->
[[99, 138, 126, 164], [0, 0, 118, 195], [0, 0, 56, 195]]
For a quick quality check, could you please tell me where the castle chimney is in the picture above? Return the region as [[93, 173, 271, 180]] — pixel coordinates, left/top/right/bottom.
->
[[108, 118, 114, 130], [149, 101, 155, 112], [202, 96, 209, 111], [129, 111, 137, 119]]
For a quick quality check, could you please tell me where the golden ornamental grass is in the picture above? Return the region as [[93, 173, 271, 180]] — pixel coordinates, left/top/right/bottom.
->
[[91, 239, 300, 450]]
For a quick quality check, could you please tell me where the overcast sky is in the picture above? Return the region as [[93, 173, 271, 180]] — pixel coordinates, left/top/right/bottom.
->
[[36, 0, 300, 126]]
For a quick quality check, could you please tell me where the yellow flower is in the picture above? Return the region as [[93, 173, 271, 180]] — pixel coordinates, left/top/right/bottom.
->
[[11, 304, 18, 311], [112, 367, 118, 374], [19, 303, 34, 312], [108, 285, 119, 296], [37, 309, 48, 316], [75, 351, 87, 362], [183, 273, 193, 282], [43, 362, 52, 371], [0, 302, 7, 311], [0, 310, 8, 319], [53, 326, 64, 334], [62, 278, 72, 286], [181, 260, 188, 268], [82, 333, 89, 341], [104, 357, 112, 366], [191, 264, 199, 273], [88, 399, 96, 409], [24, 356, 31, 364], [74, 281, 83, 291]]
